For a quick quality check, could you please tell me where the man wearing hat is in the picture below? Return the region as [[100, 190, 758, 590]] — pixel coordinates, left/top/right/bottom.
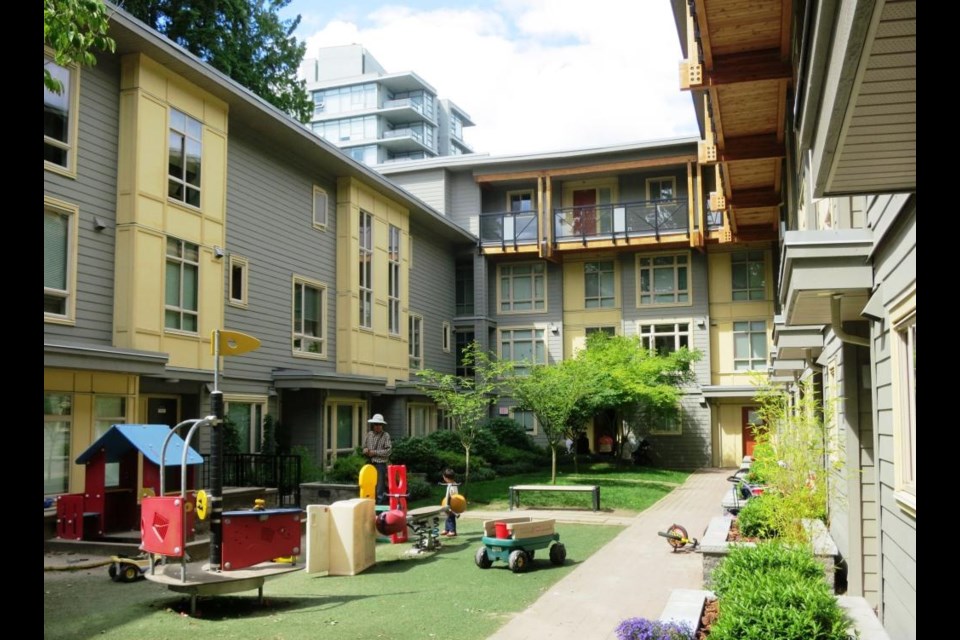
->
[[363, 413, 392, 504]]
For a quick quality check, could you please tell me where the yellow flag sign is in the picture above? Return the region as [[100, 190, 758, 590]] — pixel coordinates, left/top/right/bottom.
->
[[211, 330, 261, 356]]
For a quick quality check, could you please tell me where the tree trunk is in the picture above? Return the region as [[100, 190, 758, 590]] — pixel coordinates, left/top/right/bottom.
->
[[550, 446, 557, 484], [464, 445, 471, 487]]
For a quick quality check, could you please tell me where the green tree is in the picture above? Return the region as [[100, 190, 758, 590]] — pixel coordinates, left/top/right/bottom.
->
[[122, 0, 312, 122], [416, 342, 513, 486], [44, 0, 116, 93]]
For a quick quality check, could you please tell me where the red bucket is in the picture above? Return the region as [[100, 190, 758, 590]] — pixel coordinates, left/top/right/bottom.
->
[[494, 521, 510, 539]]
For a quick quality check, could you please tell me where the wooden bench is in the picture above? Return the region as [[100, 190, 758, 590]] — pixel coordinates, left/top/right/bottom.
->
[[508, 484, 600, 512]]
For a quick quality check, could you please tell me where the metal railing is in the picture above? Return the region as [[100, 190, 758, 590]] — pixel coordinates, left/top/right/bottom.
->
[[200, 453, 302, 507], [479, 210, 539, 247], [554, 198, 688, 243]]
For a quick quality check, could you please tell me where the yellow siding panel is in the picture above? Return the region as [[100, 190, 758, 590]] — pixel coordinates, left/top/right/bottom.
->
[[708, 252, 732, 304], [718, 403, 744, 467], [203, 129, 228, 230], [44, 369, 75, 390], [137, 95, 169, 202]]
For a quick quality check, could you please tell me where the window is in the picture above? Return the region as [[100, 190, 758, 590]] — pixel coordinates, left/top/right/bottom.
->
[[165, 237, 199, 332], [44, 54, 78, 173], [388, 225, 401, 335], [313, 186, 328, 228], [293, 276, 326, 357], [94, 397, 127, 487], [585, 261, 616, 308], [500, 328, 546, 375], [228, 255, 248, 307], [44, 393, 73, 495], [324, 400, 366, 466], [442, 322, 452, 352], [507, 190, 534, 212], [637, 253, 689, 306], [225, 397, 266, 453], [408, 403, 437, 437], [455, 330, 475, 378], [44, 199, 78, 322], [646, 177, 676, 201], [409, 314, 423, 370], [511, 409, 538, 434], [733, 321, 767, 371], [638, 322, 690, 355], [499, 263, 546, 313], [586, 326, 617, 337], [359, 210, 373, 329], [892, 303, 916, 510], [168, 109, 202, 207], [731, 251, 766, 301], [650, 406, 683, 435], [455, 260, 475, 316]]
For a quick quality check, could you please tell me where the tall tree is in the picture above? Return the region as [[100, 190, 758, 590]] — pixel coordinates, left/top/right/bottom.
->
[[44, 0, 116, 93], [122, 0, 313, 122], [416, 342, 513, 486]]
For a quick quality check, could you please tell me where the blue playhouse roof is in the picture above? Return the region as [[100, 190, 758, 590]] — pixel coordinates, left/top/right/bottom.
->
[[75, 424, 204, 466]]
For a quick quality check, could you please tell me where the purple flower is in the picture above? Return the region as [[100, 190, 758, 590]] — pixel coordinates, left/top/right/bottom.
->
[[615, 617, 693, 640]]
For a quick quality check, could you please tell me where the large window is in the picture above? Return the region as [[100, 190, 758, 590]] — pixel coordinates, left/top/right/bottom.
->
[[455, 260, 475, 316], [44, 199, 77, 322], [409, 314, 423, 370], [455, 330, 475, 378], [359, 210, 373, 328], [650, 406, 683, 435], [731, 251, 766, 301], [511, 408, 538, 435], [225, 397, 266, 453], [44, 393, 72, 495], [733, 321, 767, 371], [44, 55, 78, 173], [500, 328, 546, 375], [585, 261, 615, 308], [499, 263, 546, 313], [388, 225, 401, 335], [637, 322, 690, 355], [168, 109, 202, 207], [313, 83, 377, 115], [164, 238, 199, 332], [324, 400, 366, 466], [408, 403, 437, 437], [293, 276, 326, 357], [312, 115, 378, 143], [94, 397, 127, 487], [637, 253, 689, 306]]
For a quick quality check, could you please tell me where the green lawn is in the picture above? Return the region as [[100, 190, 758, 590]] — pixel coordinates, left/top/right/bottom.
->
[[411, 462, 690, 513], [44, 521, 624, 640]]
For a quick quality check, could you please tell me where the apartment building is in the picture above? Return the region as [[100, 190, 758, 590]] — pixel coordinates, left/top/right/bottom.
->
[[298, 45, 474, 166]]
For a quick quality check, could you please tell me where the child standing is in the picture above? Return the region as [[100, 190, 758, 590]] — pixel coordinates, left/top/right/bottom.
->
[[441, 468, 459, 537]]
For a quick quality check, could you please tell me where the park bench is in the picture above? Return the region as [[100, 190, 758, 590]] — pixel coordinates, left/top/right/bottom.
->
[[508, 484, 600, 512]]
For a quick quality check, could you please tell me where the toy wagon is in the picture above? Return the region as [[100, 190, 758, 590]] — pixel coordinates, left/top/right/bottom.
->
[[474, 517, 566, 573]]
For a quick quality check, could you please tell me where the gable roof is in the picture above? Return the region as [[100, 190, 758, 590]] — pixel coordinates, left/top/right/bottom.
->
[[75, 424, 203, 466]]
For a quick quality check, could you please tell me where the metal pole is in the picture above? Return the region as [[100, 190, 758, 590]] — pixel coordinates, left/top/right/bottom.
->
[[209, 329, 224, 571]]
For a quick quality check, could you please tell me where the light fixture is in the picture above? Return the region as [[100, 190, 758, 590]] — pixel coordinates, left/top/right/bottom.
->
[[213, 246, 226, 259], [696, 319, 706, 328], [549, 324, 560, 334], [93, 216, 109, 231], [165, 378, 180, 384]]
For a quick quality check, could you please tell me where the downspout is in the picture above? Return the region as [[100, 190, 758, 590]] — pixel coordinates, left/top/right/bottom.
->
[[831, 295, 869, 347]]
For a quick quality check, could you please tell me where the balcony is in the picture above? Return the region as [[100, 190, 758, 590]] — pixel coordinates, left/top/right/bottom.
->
[[554, 198, 688, 246], [380, 98, 436, 126], [479, 211, 539, 251], [379, 128, 435, 154]]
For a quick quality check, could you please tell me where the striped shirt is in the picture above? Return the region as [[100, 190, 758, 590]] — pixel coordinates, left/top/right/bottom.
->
[[363, 429, 392, 463]]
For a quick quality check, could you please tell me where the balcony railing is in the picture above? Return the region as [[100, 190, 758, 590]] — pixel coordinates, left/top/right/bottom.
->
[[382, 127, 423, 142], [479, 210, 539, 248], [554, 198, 688, 244], [706, 208, 723, 229], [383, 97, 424, 114]]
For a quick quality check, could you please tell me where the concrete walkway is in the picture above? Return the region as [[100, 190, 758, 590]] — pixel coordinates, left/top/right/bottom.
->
[[475, 468, 731, 640]]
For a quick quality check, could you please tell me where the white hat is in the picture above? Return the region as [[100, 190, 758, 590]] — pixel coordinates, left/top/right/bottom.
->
[[368, 413, 387, 425]]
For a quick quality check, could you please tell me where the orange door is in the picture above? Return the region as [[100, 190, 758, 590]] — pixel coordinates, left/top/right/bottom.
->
[[741, 407, 760, 457]]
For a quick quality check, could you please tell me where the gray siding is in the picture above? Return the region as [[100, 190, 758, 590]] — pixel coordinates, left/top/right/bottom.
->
[[408, 218, 459, 377], [222, 123, 340, 388], [488, 259, 564, 365], [449, 172, 481, 234], [868, 196, 915, 637], [44, 55, 121, 345], [649, 394, 711, 469], [388, 169, 448, 215]]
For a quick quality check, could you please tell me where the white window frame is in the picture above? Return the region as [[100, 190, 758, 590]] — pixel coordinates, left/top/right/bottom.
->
[[649, 405, 683, 436], [636, 321, 691, 355], [498, 262, 547, 313], [889, 287, 916, 515], [44, 392, 73, 496], [167, 108, 203, 208], [94, 395, 129, 487], [731, 250, 766, 301], [324, 399, 367, 466], [44, 197, 79, 325], [228, 254, 249, 308], [312, 186, 329, 229], [584, 260, 616, 309], [292, 275, 327, 358], [645, 176, 677, 201], [499, 327, 547, 375], [733, 320, 767, 371], [636, 252, 691, 307], [388, 224, 401, 335], [44, 50, 79, 177], [510, 408, 538, 435], [359, 210, 373, 329], [407, 403, 437, 437], [224, 395, 268, 454], [507, 189, 535, 212], [164, 237, 200, 333], [409, 314, 424, 370], [442, 322, 452, 353]]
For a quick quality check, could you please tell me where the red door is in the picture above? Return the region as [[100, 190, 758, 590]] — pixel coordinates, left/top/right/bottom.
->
[[741, 407, 760, 458], [573, 189, 597, 235]]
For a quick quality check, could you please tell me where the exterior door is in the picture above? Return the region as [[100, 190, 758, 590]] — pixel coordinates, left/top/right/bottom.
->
[[573, 189, 597, 235], [742, 407, 760, 457], [146, 397, 179, 428]]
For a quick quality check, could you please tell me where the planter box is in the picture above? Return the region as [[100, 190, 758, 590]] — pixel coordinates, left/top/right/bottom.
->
[[701, 515, 839, 590], [659, 589, 891, 640]]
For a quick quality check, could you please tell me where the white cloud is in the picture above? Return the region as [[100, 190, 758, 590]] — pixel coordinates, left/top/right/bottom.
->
[[294, 0, 699, 155]]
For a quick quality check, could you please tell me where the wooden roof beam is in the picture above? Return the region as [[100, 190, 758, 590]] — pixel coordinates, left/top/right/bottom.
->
[[699, 50, 792, 87], [473, 155, 698, 183], [728, 188, 782, 210], [717, 135, 786, 163]]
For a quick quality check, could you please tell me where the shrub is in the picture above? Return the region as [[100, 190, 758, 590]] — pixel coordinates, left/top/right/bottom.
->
[[736, 492, 782, 539], [746, 441, 776, 484], [406, 479, 432, 501], [466, 466, 497, 483], [712, 542, 824, 595], [390, 437, 441, 474], [328, 452, 366, 482], [291, 445, 324, 483], [485, 417, 537, 451], [736, 490, 827, 542], [424, 429, 463, 453], [615, 618, 692, 640]]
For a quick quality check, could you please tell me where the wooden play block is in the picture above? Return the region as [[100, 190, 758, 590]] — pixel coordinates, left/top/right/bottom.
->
[[482, 516, 532, 538], [508, 518, 556, 540]]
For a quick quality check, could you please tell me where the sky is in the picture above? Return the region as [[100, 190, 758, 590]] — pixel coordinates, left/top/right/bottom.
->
[[280, 0, 700, 156]]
